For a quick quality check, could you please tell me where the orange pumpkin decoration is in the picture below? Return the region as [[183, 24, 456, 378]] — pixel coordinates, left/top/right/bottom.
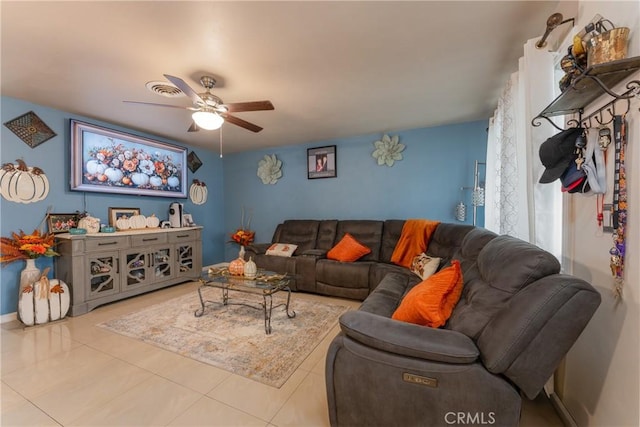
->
[[229, 258, 245, 276]]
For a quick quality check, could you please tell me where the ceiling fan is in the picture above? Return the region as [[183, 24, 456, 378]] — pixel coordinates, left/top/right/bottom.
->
[[124, 74, 274, 133]]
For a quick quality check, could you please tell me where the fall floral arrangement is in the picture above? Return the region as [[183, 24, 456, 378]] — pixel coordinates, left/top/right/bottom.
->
[[0, 229, 59, 265], [229, 207, 255, 247]]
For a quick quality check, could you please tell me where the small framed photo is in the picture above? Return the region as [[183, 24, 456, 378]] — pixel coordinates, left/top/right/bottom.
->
[[182, 213, 195, 227], [108, 207, 141, 227], [307, 145, 337, 179], [187, 151, 203, 173], [47, 213, 79, 234]]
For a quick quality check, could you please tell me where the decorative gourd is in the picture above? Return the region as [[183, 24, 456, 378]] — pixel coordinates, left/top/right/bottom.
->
[[78, 215, 101, 234], [116, 216, 131, 230], [0, 160, 50, 204], [129, 214, 147, 229], [167, 176, 180, 188], [189, 180, 208, 205], [146, 214, 160, 228], [149, 175, 163, 187], [229, 257, 246, 276], [104, 167, 124, 183], [131, 172, 150, 186], [244, 257, 257, 279], [18, 268, 69, 326]]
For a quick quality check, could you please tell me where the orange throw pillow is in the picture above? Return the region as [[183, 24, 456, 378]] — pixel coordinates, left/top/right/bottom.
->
[[327, 233, 371, 262], [392, 260, 463, 328]]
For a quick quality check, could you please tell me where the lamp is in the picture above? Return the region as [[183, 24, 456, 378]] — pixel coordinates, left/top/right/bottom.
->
[[192, 109, 224, 130]]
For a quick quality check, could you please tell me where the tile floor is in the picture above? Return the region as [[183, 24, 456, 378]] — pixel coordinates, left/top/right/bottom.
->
[[1, 281, 564, 426]]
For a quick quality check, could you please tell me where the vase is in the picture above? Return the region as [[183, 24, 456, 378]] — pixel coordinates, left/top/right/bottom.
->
[[20, 258, 41, 293], [239, 245, 246, 261]]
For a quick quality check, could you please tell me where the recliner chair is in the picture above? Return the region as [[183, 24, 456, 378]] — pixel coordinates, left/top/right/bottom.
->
[[326, 228, 601, 426]]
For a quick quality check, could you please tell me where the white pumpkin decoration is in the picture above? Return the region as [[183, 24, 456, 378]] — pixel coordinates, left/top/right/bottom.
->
[[244, 257, 258, 279], [78, 215, 101, 234], [146, 214, 160, 228], [85, 160, 106, 176], [167, 176, 180, 188], [189, 180, 208, 205], [0, 160, 50, 204], [131, 172, 150, 186], [129, 214, 147, 229], [18, 268, 70, 326], [149, 175, 163, 187], [116, 216, 131, 230], [104, 167, 124, 183]]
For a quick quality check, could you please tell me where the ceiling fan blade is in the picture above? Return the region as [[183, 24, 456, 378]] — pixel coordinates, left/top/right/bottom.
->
[[123, 100, 196, 110], [163, 74, 204, 105], [187, 121, 200, 132], [221, 113, 263, 133], [225, 100, 274, 113]]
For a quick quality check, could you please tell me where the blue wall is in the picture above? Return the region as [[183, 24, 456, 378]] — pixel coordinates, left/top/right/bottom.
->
[[223, 121, 487, 260], [1, 96, 487, 315], [0, 97, 224, 315]]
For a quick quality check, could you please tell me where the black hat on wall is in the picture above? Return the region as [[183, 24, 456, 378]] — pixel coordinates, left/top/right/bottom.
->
[[539, 127, 584, 184]]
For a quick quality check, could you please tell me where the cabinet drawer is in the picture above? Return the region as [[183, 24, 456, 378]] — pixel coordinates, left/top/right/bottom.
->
[[130, 233, 167, 247], [169, 229, 199, 243], [85, 236, 128, 252]]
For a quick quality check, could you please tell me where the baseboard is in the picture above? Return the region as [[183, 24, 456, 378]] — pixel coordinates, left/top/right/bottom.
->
[[1, 312, 18, 324], [550, 393, 578, 427]]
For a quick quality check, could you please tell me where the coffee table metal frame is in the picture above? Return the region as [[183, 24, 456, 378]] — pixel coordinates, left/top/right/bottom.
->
[[195, 270, 296, 334]]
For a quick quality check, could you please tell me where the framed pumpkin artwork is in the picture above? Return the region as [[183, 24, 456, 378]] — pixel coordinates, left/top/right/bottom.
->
[[70, 120, 188, 198]]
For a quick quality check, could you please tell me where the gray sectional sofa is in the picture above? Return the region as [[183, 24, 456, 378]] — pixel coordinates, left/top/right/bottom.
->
[[246, 219, 475, 300], [248, 219, 601, 426], [326, 226, 601, 426]]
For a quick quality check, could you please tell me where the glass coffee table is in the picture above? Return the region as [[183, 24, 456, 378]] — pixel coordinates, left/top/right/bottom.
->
[[195, 266, 296, 334]]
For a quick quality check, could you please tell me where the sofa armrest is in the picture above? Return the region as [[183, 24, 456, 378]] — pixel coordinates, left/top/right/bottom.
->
[[339, 311, 479, 364], [245, 243, 271, 256], [300, 248, 327, 258]]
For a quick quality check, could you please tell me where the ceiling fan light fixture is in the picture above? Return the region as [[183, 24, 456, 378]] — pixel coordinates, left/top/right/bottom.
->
[[191, 110, 224, 130]]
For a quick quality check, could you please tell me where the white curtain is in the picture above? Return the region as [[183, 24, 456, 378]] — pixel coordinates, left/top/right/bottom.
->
[[486, 39, 562, 259]]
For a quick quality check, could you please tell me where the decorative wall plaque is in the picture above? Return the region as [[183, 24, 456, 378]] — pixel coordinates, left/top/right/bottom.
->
[[3, 111, 57, 148]]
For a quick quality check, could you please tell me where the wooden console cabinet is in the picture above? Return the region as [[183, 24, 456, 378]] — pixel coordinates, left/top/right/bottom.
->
[[54, 227, 202, 316]]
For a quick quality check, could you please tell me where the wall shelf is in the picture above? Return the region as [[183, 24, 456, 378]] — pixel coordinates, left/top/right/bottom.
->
[[533, 56, 640, 123]]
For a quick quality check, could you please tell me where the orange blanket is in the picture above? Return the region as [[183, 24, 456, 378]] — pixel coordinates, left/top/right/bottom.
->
[[391, 219, 440, 268]]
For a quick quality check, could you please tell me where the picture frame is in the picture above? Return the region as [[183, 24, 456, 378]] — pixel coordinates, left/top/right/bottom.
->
[[187, 151, 203, 173], [70, 119, 188, 198], [307, 145, 337, 179], [182, 213, 195, 227], [47, 213, 79, 234], [108, 207, 141, 227]]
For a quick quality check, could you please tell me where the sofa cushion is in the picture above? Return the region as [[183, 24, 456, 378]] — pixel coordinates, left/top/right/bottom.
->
[[392, 260, 464, 328], [327, 233, 371, 262], [380, 220, 405, 263], [447, 234, 561, 339], [275, 220, 320, 252], [410, 253, 441, 280]]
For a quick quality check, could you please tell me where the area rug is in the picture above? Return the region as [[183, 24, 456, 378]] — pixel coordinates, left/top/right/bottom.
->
[[98, 288, 351, 388]]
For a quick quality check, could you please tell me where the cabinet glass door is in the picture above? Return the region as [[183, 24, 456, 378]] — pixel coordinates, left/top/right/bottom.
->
[[177, 244, 195, 275], [152, 247, 173, 280], [124, 246, 173, 289], [88, 252, 119, 299], [125, 252, 147, 287]]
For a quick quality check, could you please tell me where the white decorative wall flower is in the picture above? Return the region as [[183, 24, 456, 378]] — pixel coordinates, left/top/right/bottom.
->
[[372, 134, 405, 167], [257, 154, 282, 184]]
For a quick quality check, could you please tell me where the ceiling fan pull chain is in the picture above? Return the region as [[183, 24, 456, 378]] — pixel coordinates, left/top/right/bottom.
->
[[219, 126, 224, 158]]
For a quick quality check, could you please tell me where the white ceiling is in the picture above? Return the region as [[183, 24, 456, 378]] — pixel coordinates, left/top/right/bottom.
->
[[1, 1, 570, 154]]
